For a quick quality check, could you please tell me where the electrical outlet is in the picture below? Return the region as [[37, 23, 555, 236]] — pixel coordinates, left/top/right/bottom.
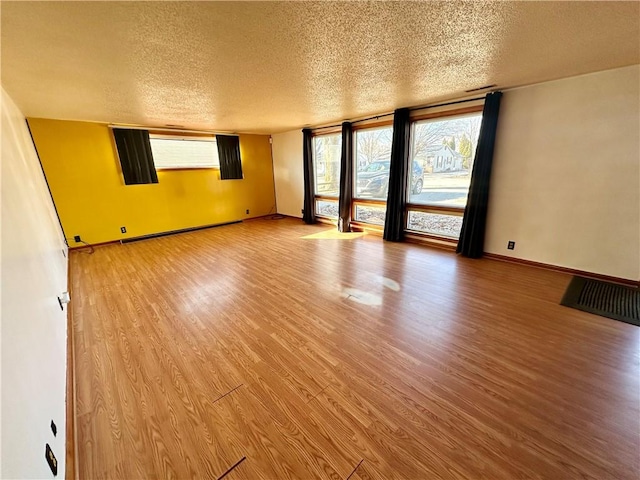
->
[[74, 235, 81, 243], [51, 420, 57, 436], [120, 226, 127, 234], [246, 209, 250, 215], [45, 444, 58, 476], [507, 241, 515, 250]]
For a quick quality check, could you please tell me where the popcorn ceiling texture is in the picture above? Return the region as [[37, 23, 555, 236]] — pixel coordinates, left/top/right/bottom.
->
[[1, 1, 638, 133]]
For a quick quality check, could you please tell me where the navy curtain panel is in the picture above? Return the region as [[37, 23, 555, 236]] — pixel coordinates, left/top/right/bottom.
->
[[217, 135, 243, 180], [302, 128, 316, 224], [338, 122, 353, 232], [383, 108, 411, 241], [113, 129, 158, 185], [457, 91, 503, 258]]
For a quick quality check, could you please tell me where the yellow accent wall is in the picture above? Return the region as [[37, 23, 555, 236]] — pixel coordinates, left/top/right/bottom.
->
[[28, 118, 276, 245]]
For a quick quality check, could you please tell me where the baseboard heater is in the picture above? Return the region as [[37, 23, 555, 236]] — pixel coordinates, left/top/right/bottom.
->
[[120, 220, 242, 244]]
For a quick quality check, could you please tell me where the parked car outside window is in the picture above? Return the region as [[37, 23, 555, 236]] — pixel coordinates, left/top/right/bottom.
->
[[356, 160, 423, 197]]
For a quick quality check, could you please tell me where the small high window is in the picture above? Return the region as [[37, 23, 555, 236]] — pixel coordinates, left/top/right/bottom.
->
[[149, 135, 219, 170]]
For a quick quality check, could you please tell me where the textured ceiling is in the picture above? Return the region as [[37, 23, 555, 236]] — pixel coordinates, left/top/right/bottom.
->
[[2, 1, 639, 134]]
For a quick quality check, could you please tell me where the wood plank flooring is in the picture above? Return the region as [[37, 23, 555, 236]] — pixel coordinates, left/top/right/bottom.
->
[[69, 218, 640, 479]]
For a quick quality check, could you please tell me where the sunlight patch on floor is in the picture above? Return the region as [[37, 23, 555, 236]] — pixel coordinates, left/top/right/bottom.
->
[[302, 229, 366, 240]]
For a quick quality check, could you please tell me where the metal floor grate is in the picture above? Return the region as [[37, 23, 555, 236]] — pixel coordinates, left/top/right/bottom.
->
[[561, 276, 640, 326]]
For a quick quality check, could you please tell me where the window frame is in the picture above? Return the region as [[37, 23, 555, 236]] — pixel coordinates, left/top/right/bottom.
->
[[149, 131, 219, 171], [311, 130, 342, 220], [405, 105, 484, 240], [351, 120, 394, 228]]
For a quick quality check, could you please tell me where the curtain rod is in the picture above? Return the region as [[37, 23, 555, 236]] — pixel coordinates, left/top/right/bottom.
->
[[310, 94, 487, 132], [108, 124, 239, 136]]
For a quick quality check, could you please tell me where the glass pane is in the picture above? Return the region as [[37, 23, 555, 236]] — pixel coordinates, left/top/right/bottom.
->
[[409, 113, 482, 207], [354, 204, 386, 226], [150, 137, 219, 169], [407, 211, 463, 238], [313, 134, 342, 196], [316, 199, 338, 219], [354, 126, 393, 200]]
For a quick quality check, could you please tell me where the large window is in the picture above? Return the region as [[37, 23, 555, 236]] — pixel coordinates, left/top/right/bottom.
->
[[354, 126, 393, 201], [406, 110, 482, 238], [309, 109, 482, 239], [409, 112, 482, 207], [150, 135, 219, 169], [353, 125, 393, 226], [313, 133, 342, 219]]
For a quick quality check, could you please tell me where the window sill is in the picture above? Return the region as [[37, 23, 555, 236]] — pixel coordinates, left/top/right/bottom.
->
[[315, 216, 338, 226], [404, 231, 458, 251], [350, 221, 383, 235], [156, 167, 220, 171], [406, 203, 464, 215], [314, 194, 340, 201], [350, 222, 457, 250]]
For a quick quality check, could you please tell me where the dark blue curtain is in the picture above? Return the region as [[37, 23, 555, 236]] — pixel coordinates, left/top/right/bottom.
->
[[302, 128, 316, 224], [383, 108, 411, 241], [113, 129, 158, 185], [217, 135, 243, 180], [338, 122, 353, 232], [457, 92, 503, 258]]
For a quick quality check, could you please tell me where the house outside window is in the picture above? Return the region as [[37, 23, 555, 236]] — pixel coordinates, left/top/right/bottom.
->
[[407, 110, 483, 238]]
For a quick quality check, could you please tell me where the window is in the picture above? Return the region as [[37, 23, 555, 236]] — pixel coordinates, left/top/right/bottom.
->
[[353, 125, 393, 226], [313, 133, 342, 197], [354, 126, 393, 201], [408, 113, 482, 207], [150, 135, 219, 169], [355, 204, 386, 226], [406, 109, 482, 239], [313, 133, 342, 219], [316, 200, 339, 218], [310, 110, 482, 234], [407, 211, 463, 238]]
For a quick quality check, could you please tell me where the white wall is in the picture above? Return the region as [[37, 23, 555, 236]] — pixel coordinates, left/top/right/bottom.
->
[[1, 87, 68, 478], [486, 65, 640, 281], [272, 129, 304, 218]]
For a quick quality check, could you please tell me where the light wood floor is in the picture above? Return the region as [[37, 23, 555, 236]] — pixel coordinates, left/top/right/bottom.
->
[[70, 218, 639, 480]]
